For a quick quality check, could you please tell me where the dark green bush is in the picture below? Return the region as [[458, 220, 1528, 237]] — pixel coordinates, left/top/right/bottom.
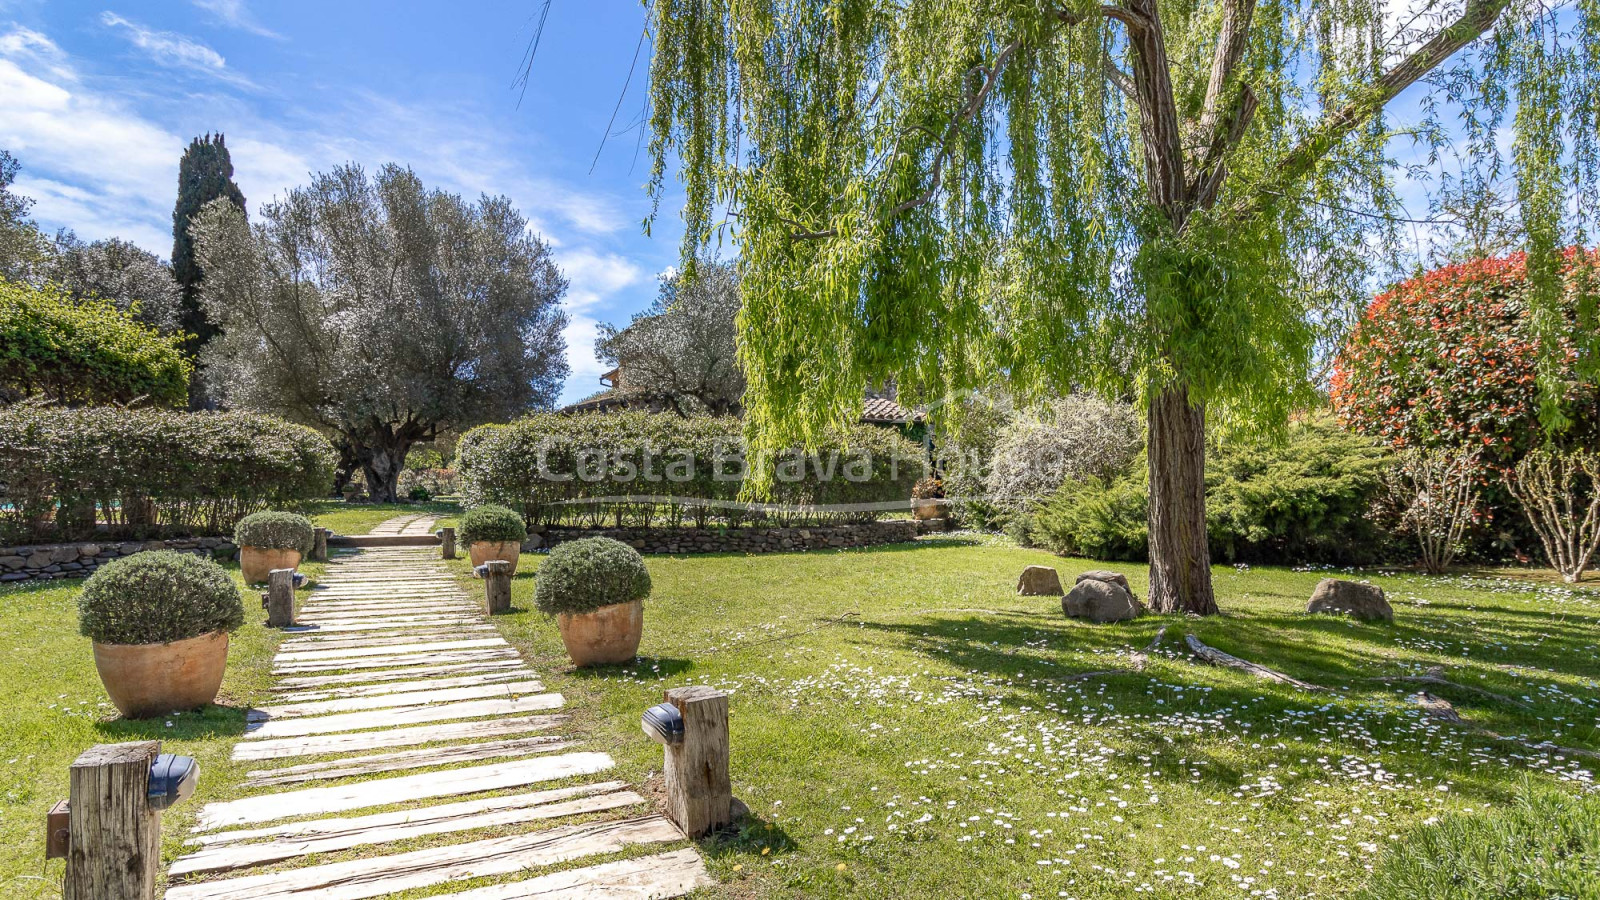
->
[[1031, 421, 1395, 565], [458, 504, 527, 544], [234, 511, 314, 553], [534, 537, 652, 615], [458, 411, 923, 528], [407, 486, 433, 502], [1359, 786, 1600, 899], [0, 279, 190, 407], [0, 406, 336, 543], [78, 551, 244, 645]]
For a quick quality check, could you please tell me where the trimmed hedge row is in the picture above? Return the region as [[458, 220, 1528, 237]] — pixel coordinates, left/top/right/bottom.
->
[[458, 411, 923, 527], [0, 406, 337, 543]]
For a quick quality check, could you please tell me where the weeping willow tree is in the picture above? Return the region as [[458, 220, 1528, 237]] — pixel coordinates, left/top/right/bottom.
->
[[643, 0, 1599, 614]]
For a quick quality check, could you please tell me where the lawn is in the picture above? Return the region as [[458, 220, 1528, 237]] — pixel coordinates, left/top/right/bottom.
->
[[452, 536, 1600, 899], [0, 562, 320, 900], [303, 499, 461, 536]]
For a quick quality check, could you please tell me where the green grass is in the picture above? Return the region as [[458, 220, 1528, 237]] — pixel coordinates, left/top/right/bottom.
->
[[0, 562, 319, 900], [303, 499, 461, 536], [451, 536, 1600, 899]]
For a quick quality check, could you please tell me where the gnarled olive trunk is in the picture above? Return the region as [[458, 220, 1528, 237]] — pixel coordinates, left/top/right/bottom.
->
[[1146, 384, 1218, 615], [358, 441, 411, 504]]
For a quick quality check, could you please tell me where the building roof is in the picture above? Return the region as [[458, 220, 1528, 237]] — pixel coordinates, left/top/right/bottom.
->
[[861, 396, 919, 424]]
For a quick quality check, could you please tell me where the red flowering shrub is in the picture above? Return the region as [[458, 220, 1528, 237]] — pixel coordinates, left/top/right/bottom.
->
[[1332, 250, 1600, 473]]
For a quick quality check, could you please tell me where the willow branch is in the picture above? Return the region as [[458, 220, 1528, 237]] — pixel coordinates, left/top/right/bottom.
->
[[1255, 0, 1509, 208]]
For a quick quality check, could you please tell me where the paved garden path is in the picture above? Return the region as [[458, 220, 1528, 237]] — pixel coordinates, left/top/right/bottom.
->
[[365, 515, 438, 536], [164, 547, 709, 899]]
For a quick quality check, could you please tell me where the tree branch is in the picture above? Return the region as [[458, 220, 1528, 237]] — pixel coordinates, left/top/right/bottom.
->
[[791, 37, 1024, 241], [1104, 59, 1137, 100], [1261, 0, 1509, 202], [1189, 82, 1258, 209], [1195, 0, 1258, 149]]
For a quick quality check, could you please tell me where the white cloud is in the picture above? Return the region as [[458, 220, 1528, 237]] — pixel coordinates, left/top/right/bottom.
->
[[0, 43, 183, 249], [190, 0, 281, 39], [100, 12, 253, 87], [550, 249, 643, 401]]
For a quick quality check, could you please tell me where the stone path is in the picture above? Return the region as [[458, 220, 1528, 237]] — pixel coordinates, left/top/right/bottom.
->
[[164, 548, 710, 899], [365, 515, 438, 536]]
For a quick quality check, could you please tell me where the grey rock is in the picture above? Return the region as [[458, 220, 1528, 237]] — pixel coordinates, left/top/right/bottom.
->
[[1077, 569, 1131, 593], [25, 551, 52, 568], [1017, 565, 1064, 596], [50, 546, 79, 563], [1062, 578, 1141, 623], [1307, 579, 1393, 622], [1, 572, 27, 582], [77, 543, 100, 558], [0, 555, 25, 570]]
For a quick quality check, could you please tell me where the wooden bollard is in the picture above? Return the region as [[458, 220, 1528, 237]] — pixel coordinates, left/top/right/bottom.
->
[[662, 685, 732, 837], [439, 526, 457, 560], [64, 741, 162, 900], [310, 527, 329, 562], [266, 568, 296, 627], [484, 560, 511, 615]]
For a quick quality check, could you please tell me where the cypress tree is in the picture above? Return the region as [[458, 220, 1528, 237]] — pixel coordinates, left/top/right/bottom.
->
[[171, 134, 245, 364]]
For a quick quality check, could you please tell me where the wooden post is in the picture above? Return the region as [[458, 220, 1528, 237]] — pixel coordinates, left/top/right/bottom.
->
[[310, 527, 329, 562], [662, 685, 731, 837], [64, 741, 161, 900], [266, 568, 295, 627], [439, 527, 457, 560], [484, 560, 511, 615]]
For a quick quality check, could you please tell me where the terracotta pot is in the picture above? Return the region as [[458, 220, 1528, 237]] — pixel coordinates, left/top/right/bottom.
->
[[469, 540, 521, 575], [556, 600, 644, 666], [240, 546, 301, 584], [92, 631, 229, 719]]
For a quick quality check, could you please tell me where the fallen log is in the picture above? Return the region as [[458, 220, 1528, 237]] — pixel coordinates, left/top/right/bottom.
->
[[1184, 634, 1326, 692], [1132, 625, 1168, 672], [1410, 692, 1600, 762]]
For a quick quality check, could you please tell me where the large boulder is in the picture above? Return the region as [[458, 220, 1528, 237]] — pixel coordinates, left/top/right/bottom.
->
[[1062, 578, 1141, 623], [1307, 578, 1393, 622], [1077, 569, 1133, 596], [1017, 565, 1064, 596]]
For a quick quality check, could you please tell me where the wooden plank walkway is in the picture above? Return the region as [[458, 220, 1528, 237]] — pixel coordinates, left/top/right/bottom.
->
[[164, 547, 710, 899]]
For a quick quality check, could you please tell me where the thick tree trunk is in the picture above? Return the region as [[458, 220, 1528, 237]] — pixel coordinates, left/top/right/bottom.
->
[[359, 441, 411, 504], [1146, 384, 1218, 615]]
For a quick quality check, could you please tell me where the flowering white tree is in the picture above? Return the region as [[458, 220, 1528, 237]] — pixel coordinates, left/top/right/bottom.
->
[[193, 163, 569, 501], [1507, 449, 1600, 583], [983, 396, 1143, 509]]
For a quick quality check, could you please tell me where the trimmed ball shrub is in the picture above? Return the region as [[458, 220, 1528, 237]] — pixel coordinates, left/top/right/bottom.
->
[[534, 537, 652, 616], [78, 551, 244, 645], [234, 511, 315, 553], [458, 504, 528, 545]]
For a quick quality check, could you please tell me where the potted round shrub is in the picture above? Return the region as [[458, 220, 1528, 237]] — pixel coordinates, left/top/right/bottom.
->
[[535, 537, 651, 666], [235, 511, 314, 584], [460, 504, 527, 575], [78, 551, 245, 718]]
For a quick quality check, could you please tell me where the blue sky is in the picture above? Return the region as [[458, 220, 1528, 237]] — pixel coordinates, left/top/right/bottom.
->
[[0, 0, 675, 405]]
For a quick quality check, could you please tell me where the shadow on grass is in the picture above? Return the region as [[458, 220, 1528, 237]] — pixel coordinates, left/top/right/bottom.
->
[[564, 656, 696, 681], [94, 702, 252, 741]]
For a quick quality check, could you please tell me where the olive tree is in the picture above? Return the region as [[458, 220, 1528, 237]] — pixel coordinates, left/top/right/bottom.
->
[[47, 234, 183, 333], [596, 259, 745, 415], [193, 163, 569, 502], [643, 0, 1600, 613]]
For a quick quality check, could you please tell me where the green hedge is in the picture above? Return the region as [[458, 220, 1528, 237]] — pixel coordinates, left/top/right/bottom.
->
[[0, 279, 190, 407], [1031, 421, 1396, 565], [457, 411, 923, 527], [0, 406, 336, 543]]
